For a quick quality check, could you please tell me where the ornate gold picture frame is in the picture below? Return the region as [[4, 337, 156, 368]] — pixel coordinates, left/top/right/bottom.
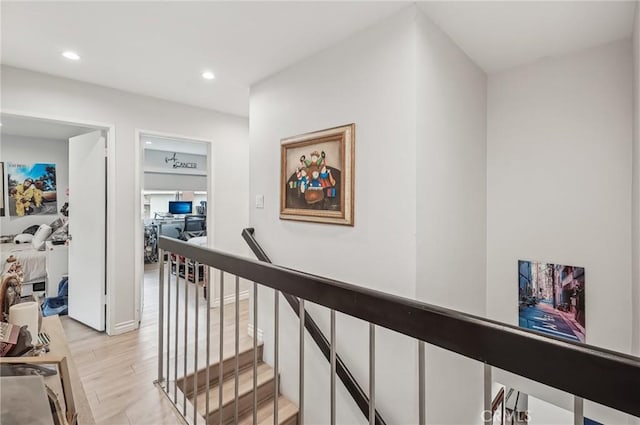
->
[[280, 124, 355, 226]]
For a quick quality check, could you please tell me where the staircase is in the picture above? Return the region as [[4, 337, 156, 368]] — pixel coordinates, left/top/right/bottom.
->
[[177, 342, 299, 425]]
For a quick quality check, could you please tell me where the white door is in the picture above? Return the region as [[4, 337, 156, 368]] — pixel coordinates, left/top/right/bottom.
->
[[68, 131, 106, 331]]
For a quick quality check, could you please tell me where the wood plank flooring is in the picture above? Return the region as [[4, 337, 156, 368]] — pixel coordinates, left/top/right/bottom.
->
[[61, 263, 252, 425]]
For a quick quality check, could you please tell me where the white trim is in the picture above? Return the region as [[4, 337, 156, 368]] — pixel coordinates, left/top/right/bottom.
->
[[247, 323, 264, 343], [211, 289, 249, 308], [1, 109, 116, 335], [134, 128, 215, 326], [112, 319, 138, 335]]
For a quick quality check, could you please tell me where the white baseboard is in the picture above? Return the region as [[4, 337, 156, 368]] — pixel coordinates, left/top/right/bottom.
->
[[211, 290, 249, 308], [110, 319, 137, 336], [247, 323, 264, 343]]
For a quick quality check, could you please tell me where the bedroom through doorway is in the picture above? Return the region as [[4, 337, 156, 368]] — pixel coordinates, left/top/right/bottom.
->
[[0, 113, 112, 332]]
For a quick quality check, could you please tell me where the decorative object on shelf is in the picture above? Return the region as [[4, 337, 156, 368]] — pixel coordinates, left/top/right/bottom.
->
[[280, 124, 355, 226], [0, 322, 21, 356], [6, 162, 58, 217], [8, 301, 39, 340], [518, 259, 585, 343], [0, 264, 24, 322]]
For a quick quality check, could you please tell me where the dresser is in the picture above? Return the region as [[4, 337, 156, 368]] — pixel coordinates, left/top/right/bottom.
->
[[45, 241, 69, 297]]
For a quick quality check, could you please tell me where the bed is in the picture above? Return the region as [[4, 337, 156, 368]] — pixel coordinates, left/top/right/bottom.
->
[[0, 243, 47, 295]]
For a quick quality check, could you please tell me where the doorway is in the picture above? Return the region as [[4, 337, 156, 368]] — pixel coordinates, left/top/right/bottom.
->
[[135, 130, 213, 325], [0, 112, 114, 332]]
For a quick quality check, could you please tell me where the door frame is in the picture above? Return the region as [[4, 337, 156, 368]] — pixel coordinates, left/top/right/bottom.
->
[[134, 128, 214, 325], [1, 109, 116, 334]]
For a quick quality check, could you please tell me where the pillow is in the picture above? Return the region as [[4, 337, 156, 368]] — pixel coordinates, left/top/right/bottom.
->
[[31, 224, 52, 251], [13, 234, 34, 244]]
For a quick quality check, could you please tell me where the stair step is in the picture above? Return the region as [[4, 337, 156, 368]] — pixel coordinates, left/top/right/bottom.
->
[[196, 361, 275, 425], [237, 396, 299, 425], [178, 343, 264, 397]]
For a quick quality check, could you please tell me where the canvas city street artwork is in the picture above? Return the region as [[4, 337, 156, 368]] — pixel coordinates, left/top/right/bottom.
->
[[518, 260, 585, 343], [280, 124, 354, 226], [6, 163, 58, 217]]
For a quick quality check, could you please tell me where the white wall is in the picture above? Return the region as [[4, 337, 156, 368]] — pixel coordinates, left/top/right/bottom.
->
[[416, 11, 487, 425], [632, 0, 640, 357], [528, 396, 573, 425], [0, 134, 68, 235], [250, 6, 489, 424], [143, 173, 207, 192], [250, 8, 418, 425], [1, 65, 250, 331], [487, 40, 633, 423], [148, 194, 176, 218]]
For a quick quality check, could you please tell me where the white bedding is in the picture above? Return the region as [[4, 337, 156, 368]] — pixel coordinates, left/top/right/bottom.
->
[[0, 243, 46, 283]]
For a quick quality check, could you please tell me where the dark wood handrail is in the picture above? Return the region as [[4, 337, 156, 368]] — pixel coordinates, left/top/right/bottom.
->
[[158, 234, 640, 418], [241, 228, 386, 425]]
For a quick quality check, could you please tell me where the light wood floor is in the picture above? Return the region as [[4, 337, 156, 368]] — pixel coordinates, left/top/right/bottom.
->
[[61, 263, 252, 425]]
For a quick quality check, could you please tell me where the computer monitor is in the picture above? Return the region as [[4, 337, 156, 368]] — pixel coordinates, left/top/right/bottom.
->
[[168, 201, 192, 215]]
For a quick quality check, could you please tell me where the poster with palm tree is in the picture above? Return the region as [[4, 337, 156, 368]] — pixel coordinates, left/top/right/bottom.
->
[[6, 162, 58, 217]]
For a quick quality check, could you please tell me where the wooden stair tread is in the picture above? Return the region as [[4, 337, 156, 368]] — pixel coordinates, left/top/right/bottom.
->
[[237, 396, 299, 425], [195, 362, 274, 415], [179, 343, 264, 397]]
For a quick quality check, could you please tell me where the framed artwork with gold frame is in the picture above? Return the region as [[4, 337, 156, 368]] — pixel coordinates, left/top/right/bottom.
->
[[280, 124, 355, 226]]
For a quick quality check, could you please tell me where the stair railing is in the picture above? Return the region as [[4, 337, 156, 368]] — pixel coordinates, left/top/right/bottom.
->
[[155, 233, 640, 425], [241, 227, 387, 425]]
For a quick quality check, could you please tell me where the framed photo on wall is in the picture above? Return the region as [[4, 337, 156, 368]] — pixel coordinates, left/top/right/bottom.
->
[[6, 162, 58, 217], [518, 259, 585, 343], [280, 124, 355, 226]]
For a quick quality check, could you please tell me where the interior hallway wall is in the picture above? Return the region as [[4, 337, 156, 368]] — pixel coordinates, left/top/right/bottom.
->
[[250, 5, 489, 424], [1, 65, 249, 332], [415, 10, 487, 425], [250, 8, 418, 425], [486, 40, 633, 424], [0, 134, 69, 235]]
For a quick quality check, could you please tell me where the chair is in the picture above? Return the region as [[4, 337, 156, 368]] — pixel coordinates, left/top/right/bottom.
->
[[181, 215, 206, 240]]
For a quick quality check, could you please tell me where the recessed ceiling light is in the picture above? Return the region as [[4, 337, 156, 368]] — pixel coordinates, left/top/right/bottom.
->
[[62, 51, 80, 61], [145, 141, 153, 145], [201, 71, 215, 80]]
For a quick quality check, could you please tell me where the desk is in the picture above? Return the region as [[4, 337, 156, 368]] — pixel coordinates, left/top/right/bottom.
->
[[0, 316, 95, 425]]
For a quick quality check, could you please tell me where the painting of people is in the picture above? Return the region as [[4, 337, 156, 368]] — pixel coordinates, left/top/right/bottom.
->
[[6, 163, 58, 217], [280, 124, 354, 226]]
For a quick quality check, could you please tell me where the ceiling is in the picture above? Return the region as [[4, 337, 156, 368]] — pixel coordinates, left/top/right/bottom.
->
[[418, 1, 637, 73], [1, 1, 636, 117], [142, 135, 208, 156], [0, 1, 408, 117], [0, 114, 94, 140]]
